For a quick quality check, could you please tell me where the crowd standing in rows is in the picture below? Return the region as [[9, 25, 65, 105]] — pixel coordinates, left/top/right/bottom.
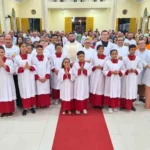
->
[[0, 28, 150, 117]]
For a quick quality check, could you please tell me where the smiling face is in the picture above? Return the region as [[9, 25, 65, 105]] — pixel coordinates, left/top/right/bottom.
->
[[78, 53, 85, 62], [36, 47, 43, 55], [110, 50, 118, 59], [63, 58, 70, 68], [20, 43, 27, 54]]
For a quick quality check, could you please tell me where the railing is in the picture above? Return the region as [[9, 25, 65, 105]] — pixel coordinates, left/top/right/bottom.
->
[[48, 0, 111, 2]]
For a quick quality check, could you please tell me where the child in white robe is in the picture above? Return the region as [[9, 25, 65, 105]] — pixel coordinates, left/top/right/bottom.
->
[[121, 45, 143, 111], [0, 46, 16, 117], [51, 43, 65, 104], [58, 58, 75, 115], [32, 45, 51, 108], [90, 45, 107, 109], [72, 51, 92, 115], [15, 42, 36, 116], [103, 49, 125, 113]]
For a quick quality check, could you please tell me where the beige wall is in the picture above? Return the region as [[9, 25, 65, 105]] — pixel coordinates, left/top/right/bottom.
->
[[19, 0, 42, 18], [48, 9, 111, 31], [139, 0, 150, 17]]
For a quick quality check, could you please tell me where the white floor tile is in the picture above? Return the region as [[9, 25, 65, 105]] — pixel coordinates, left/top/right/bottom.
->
[[110, 135, 126, 150], [0, 134, 42, 150]]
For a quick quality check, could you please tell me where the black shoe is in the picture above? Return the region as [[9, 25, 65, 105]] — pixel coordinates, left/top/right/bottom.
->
[[120, 107, 125, 111], [7, 113, 13, 117], [93, 106, 98, 109], [0, 113, 6, 117], [22, 110, 27, 116], [132, 107, 136, 111], [30, 108, 36, 114], [99, 106, 103, 109], [139, 99, 145, 103]]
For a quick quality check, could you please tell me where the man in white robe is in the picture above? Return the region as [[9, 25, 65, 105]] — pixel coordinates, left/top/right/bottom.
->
[[136, 39, 150, 102], [95, 30, 115, 56], [124, 33, 137, 46], [3, 34, 21, 107], [82, 38, 96, 64], [114, 37, 129, 60], [63, 33, 82, 63], [44, 34, 58, 57]]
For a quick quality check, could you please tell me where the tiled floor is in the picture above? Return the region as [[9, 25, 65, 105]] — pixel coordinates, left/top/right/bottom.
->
[[0, 101, 150, 150]]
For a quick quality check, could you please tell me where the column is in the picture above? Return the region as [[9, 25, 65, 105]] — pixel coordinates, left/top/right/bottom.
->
[[110, 0, 116, 30], [0, 0, 6, 32], [42, 0, 49, 31]]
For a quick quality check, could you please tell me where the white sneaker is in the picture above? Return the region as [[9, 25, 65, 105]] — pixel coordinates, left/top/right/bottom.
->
[[54, 100, 59, 105], [83, 109, 87, 114], [68, 111, 72, 115], [114, 108, 118, 112], [76, 110, 81, 115], [62, 111, 66, 115], [108, 108, 113, 113]]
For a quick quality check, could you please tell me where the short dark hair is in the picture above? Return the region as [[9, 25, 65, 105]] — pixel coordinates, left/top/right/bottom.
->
[[101, 30, 109, 34], [110, 49, 118, 55], [55, 43, 62, 49], [77, 51, 85, 56], [129, 44, 136, 49], [19, 42, 26, 48], [0, 46, 4, 51], [69, 32, 74, 35], [97, 45, 104, 51], [36, 45, 43, 49]]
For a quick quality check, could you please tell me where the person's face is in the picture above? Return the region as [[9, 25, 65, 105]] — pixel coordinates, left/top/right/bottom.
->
[[138, 40, 146, 49], [9, 31, 14, 37], [40, 36, 45, 41], [85, 32, 88, 36], [138, 30, 141, 34], [148, 36, 150, 43], [97, 47, 104, 55], [68, 34, 75, 42], [51, 36, 58, 44], [63, 59, 70, 68], [111, 51, 118, 59], [78, 54, 85, 62], [84, 40, 91, 48], [34, 42, 39, 48], [56, 46, 62, 53], [26, 39, 32, 45], [27, 46, 32, 54], [20, 44, 27, 54], [101, 32, 109, 41], [127, 34, 133, 40], [5, 35, 13, 47], [143, 37, 147, 42], [45, 37, 49, 42], [117, 38, 124, 46], [0, 37, 4, 44], [0, 49, 5, 58], [18, 37, 23, 44], [36, 48, 43, 55], [129, 47, 136, 55], [33, 32, 37, 37], [39, 41, 45, 47]]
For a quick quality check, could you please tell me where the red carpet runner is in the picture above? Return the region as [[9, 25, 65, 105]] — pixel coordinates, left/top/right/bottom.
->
[[52, 106, 114, 150]]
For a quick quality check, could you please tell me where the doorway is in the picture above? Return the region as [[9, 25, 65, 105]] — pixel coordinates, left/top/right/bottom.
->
[[72, 17, 86, 33], [29, 18, 40, 32], [116, 18, 137, 33]]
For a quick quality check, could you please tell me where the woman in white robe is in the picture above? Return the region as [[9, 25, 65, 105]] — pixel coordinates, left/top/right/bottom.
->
[[32, 45, 51, 108], [0, 46, 16, 117], [103, 49, 125, 113], [51, 44, 65, 104], [58, 58, 75, 114], [121, 47, 143, 111], [14, 43, 36, 116], [72, 51, 92, 115], [90, 45, 107, 108]]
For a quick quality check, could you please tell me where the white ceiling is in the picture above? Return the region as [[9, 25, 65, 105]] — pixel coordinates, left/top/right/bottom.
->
[[14, 0, 25, 3]]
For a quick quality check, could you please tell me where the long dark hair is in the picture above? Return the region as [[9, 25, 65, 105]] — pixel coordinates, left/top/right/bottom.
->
[[61, 58, 70, 68], [17, 36, 23, 45]]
